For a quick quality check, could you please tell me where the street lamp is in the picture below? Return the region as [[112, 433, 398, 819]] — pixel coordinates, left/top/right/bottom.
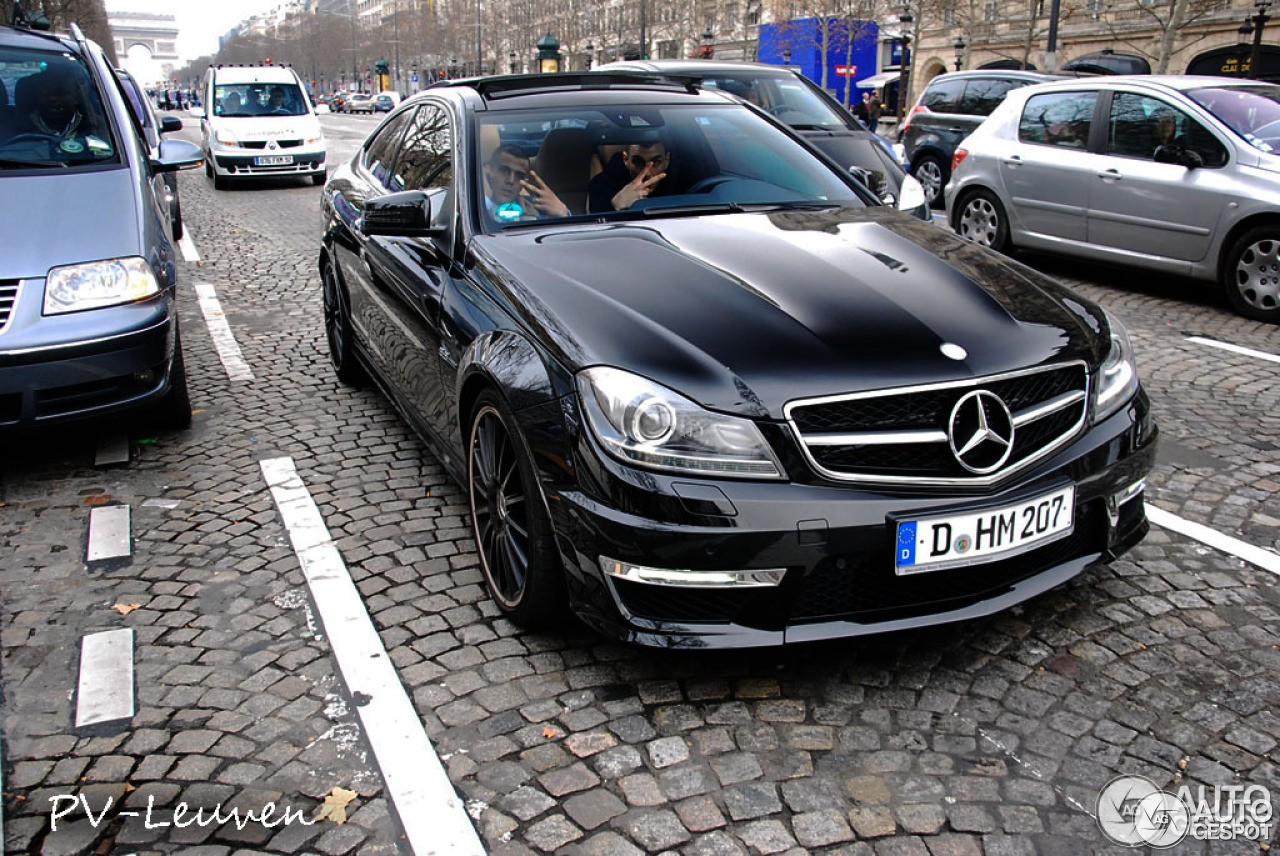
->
[[1238, 17, 1254, 77], [449, 57, 457, 79], [1249, 0, 1271, 78], [585, 42, 594, 69], [702, 29, 715, 59], [896, 6, 914, 129], [782, 49, 791, 64], [953, 35, 966, 72]]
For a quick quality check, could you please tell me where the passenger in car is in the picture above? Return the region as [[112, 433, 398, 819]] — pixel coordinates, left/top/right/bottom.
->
[[483, 143, 569, 221], [219, 91, 244, 116], [587, 140, 671, 212]]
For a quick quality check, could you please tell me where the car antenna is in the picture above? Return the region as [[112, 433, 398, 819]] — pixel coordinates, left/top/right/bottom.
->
[[11, 1, 51, 30]]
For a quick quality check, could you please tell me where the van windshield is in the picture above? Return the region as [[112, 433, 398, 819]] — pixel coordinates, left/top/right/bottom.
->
[[214, 83, 308, 117]]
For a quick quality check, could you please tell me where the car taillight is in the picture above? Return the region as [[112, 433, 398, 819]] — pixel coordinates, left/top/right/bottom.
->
[[901, 104, 929, 133], [952, 148, 969, 172]]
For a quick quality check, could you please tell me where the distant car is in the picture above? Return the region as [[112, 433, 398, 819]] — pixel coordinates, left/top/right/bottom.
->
[[599, 59, 929, 220], [947, 74, 1280, 323], [345, 93, 375, 114], [0, 16, 204, 429], [116, 67, 186, 240], [902, 69, 1062, 206], [372, 93, 398, 112], [318, 73, 1155, 647], [329, 91, 349, 112]]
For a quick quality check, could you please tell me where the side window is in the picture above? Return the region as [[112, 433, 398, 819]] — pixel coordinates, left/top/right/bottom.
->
[[959, 78, 1020, 116], [393, 104, 453, 226], [920, 78, 966, 113], [1107, 92, 1228, 167], [363, 110, 413, 191], [1018, 91, 1097, 149]]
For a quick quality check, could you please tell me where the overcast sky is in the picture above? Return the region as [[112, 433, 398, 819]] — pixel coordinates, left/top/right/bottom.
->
[[106, 0, 277, 63]]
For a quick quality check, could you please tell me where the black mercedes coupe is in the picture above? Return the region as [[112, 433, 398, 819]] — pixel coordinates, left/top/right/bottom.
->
[[318, 73, 1157, 648]]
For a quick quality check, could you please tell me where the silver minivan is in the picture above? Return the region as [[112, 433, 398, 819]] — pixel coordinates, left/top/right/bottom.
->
[[945, 75, 1280, 323]]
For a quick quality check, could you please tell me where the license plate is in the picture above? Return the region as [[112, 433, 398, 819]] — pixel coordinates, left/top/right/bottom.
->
[[895, 485, 1075, 575], [255, 155, 293, 166]]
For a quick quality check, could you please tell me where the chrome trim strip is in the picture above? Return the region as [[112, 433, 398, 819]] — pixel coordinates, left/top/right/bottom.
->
[[802, 428, 949, 446], [0, 316, 169, 356], [600, 557, 786, 589], [1012, 390, 1087, 427], [784, 361, 1090, 487]]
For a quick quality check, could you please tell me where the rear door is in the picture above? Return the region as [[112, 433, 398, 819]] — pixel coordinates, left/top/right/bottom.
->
[[999, 89, 1100, 242], [1086, 90, 1232, 263]]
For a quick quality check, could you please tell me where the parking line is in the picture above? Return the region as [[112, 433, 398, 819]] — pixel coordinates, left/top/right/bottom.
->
[[259, 456, 485, 856], [1147, 504, 1280, 576], [194, 283, 255, 381], [1187, 335, 1280, 366], [86, 505, 131, 562], [75, 629, 134, 727], [178, 232, 200, 262]]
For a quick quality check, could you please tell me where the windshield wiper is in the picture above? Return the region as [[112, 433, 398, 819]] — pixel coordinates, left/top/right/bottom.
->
[[640, 202, 746, 216], [0, 157, 66, 169]]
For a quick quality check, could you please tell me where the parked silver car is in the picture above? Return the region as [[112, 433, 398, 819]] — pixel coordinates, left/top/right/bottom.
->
[[945, 75, 1280, 323]]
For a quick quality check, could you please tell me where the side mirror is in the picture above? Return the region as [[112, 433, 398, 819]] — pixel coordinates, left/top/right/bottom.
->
[[160, 115, 183, 134], [189, 106, 206, 119], [151, 138, 204, 173], [360, 190, 443, 237], [1154, 143, 1203, 169]]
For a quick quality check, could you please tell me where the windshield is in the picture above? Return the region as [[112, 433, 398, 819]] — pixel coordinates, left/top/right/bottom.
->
[[476, 102, 866, 232], [0, 46, 120, 169], [214, 82, 309, 117], [1188, 84, 1280, 152], [699, 73, 852, 130]]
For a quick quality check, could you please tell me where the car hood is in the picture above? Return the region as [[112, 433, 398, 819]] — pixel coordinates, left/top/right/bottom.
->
[[474, 208, 1106, 419], [0, 168, 141, 280], [216, 116, 319, 140]]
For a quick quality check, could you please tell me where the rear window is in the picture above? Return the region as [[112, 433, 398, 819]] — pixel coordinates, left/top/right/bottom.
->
[[959, 78, 1023, 116], [1018, 91, 1097, 148], [0, 46, 121, 170], [920, 78, 965, 113]]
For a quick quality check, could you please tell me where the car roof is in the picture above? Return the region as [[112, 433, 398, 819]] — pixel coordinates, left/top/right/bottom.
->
[[598, 59, 800, 78], [0, 23, 77, 52], [926, 69, 1065, 85], [419, 72, 731, 112], [1012, 73, 1275, 96]]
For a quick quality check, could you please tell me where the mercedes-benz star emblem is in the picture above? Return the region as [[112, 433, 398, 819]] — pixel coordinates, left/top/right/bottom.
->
[[948, 390, 1015, 474]]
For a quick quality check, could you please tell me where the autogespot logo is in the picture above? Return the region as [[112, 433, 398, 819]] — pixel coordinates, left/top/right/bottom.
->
[[1097, 775, 1190, 847]]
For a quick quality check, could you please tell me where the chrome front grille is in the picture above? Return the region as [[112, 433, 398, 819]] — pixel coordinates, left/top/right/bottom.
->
[[0, 280, 19, 333], [785, 362, 1090, 486]]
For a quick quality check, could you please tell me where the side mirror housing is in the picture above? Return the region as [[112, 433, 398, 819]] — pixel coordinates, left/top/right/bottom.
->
[[360, 190, 444, 237], [150, 138, 204, 173], [160, 115, 183, 134], [1154, 143, 1203, 169]]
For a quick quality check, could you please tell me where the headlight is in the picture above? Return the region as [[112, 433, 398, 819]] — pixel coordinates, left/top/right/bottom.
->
[[1093, 309, 1140, 421], [214, 130, 240, 147], [897, 174, 927, 212], [44, 257, 161, 315], [577, 366, 783, 479]]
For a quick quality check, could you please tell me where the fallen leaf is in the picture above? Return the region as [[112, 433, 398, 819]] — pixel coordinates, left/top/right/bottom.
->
[[84, 495, 113, 506], [314, 787, 357, 825], [112, 603, 142, 615], [542, 726, 560, 739]]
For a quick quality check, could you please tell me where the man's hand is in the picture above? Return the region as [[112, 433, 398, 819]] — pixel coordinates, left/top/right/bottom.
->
[[612, 163, 666, 210], [521, 170, 570, 218]]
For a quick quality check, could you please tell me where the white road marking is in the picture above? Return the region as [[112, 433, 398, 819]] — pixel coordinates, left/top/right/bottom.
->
[[75, 629, 134, 727], [93, 432, 130, 466], [178, 232, 201, 262], [1187, 336, 1280, 366], [1147, 504, 1280, 576], [86, 505, 131, 562], [194, 283, 254, 381], [141, 498, 182, 509], [259, 456, 484, 856]]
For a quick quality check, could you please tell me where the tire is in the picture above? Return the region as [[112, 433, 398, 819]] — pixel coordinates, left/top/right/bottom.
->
[[153, 326, 192, 430], [204, 157, 212, 178], [956, 189, 1011, 255], [170, 190, 184, 241], [1223, 226, 1280, 323], [212, 170, 229, 190], [311, 172, 326, 186], [468, 389, 565, 628], [321, 260, 365, 385], [913, 154, 949, 209]]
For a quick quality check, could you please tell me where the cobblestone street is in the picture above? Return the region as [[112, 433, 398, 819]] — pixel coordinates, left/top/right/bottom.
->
[[4, 116, 1280, 856]]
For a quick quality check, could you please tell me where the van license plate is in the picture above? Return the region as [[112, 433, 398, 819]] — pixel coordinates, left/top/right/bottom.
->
[[894, 485, 1075, 575], [255, 155, 292, 166]]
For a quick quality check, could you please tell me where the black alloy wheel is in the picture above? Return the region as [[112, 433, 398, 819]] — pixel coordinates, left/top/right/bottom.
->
[[467, 390, 563, 627], [321, 260, 364, 385]]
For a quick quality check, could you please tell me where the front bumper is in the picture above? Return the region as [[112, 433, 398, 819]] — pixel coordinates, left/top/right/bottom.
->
[[549, 392, 1157, 649], [0, 282, 176, 427], [212, 148, 326, 177]]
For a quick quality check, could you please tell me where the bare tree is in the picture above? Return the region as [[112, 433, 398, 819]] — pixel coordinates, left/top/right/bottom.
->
[[1091, 0, 1218, 72], [14, 0, 118, 63]]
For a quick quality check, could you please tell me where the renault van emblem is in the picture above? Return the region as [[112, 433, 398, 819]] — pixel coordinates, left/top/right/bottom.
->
[[948, 390, 1014, 474]]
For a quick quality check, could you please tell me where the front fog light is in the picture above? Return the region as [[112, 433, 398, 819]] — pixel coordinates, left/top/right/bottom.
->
[[44, 257, 160, 315], [601, 557, 786, 588]]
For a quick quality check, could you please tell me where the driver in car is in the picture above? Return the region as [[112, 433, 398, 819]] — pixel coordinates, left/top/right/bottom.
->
[[21, 66, 87, 139], [588, 139, 671, 212]]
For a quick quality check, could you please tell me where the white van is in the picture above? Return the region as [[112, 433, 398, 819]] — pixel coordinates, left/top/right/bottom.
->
[[195, 64, 326, 188]]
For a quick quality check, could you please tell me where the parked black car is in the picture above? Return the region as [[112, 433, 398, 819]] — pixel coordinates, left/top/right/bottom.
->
[[320, 73, 1156, 648], [0, 15, 204, 429], [599, 59, 930, 220], [902, 69, 1061, 206]]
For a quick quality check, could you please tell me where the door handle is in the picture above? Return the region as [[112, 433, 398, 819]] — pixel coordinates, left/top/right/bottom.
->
[[1098, 169, 1122, 180], [946, 127, 965, 133], [1001, 155, 1022, 166]]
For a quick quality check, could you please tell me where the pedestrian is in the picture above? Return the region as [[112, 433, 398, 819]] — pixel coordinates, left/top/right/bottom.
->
[[854, 91, 870, 125], [867, 89, 884, 134]]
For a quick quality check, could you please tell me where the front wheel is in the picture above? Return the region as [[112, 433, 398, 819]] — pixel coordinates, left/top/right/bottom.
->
[[1223, 226, 1280, 323], [151, 326, 191, 430], [956, 189, 1011, 255], [321, 261, 365, 385], [913, 155, 948, 209], [468, 390, 564, 628], [311, 172, 326, 186]]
